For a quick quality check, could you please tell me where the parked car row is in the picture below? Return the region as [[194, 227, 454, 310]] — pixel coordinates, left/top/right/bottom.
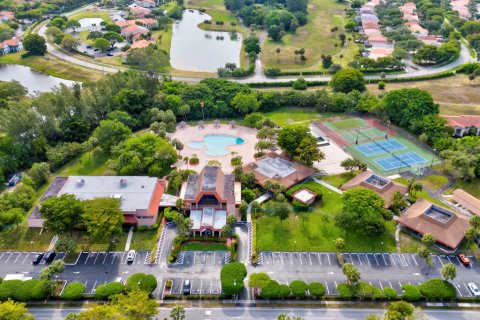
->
[[32, 251, 56, 264]]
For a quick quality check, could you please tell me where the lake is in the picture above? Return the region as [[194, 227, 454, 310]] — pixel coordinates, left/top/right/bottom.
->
[[0, 64, 76, 93], [78, 17, 104, 27], [170, 10, 242, 73]]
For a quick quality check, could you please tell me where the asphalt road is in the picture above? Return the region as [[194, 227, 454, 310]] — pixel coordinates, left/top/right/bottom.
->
[[27, 306, 480, 320]]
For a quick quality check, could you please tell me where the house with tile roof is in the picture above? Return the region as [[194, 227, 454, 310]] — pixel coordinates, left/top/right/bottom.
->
[[121, 24, 149, 40], [130, 6, 152, 18], [0, 37, 23, 55], [442, 115, 480, 137]]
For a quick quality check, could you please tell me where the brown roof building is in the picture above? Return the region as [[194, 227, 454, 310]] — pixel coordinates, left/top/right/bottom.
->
[[340, 171, 408, 208], [442, 115, 480, 137], [396, 199, 469, 250], [243, 153, 316, 190], [452, 189, 480, 216]]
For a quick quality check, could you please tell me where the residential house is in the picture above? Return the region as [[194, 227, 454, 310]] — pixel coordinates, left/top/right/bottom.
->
[[115, 18, 158, 30], [179, 166, 241, 236], [130, 6, 152, 18], [0, 37, 23, 55], [396, 199, 469, 250], [339, 171, 408, 208], [0, 11, 14, 22], [28, 176, 168, 227], [442, 115, 480, 136], [121, 24, 149, 40], [122, 39, 156, 62], [136, 0, 156, 8]]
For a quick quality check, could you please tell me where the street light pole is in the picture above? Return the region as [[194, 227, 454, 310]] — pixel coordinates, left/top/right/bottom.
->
[[200, 101, 205, 121]]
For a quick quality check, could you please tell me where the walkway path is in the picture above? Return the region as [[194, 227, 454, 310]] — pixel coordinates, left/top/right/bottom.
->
[[312, 177, 343, 194], [124, 226, 134, 252]]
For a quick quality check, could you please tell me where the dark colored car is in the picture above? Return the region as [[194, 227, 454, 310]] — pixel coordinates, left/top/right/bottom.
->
[[457, 254, 471, 266], [183, 280, 191, 295], [44, 251, 56, 263], [107, 53, 113, 56], [32, 252, 44, 264], [86, 45, 92, 49]]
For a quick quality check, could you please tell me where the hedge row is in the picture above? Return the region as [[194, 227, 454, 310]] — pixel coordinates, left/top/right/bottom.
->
[[0, 280, 50, 301], [264, 68, 403, 77], [63, 282, 86, 301]]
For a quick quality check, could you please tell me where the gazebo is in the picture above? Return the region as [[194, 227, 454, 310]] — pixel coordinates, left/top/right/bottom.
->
[[213, 119, 221, 128], [179, 121, 187, 129], [229, 120, 236, 129], [198, 120, 205, 129]]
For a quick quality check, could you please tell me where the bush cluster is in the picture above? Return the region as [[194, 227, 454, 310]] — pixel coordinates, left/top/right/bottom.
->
[[419, 279, 456, 300], [220, 262, 247, 295], [0, 279, 50, 301], [94, 282, 125, 299], [63, 282, 86, 301], [125, 273, 157, 293]]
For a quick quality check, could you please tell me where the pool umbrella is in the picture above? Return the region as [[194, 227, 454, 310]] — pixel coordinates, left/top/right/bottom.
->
[[179, 121, 187, 129], [229, 120, 236, 128], [198, 120, 205, 129], [214, 119, 220, 128]]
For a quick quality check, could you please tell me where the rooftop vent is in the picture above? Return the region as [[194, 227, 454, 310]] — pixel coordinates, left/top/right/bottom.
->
[[77, 179, 85, 185], [120, 179, 127, 186]]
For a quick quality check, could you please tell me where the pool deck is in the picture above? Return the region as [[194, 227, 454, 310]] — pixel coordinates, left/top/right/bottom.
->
[[170, 123, 258, 173]]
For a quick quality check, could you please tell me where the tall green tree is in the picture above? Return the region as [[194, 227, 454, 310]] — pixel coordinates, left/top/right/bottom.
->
[[342, 263, 361, 285], [92, 120, 132, 153], [93, 37, 110, 52], [231, 92, 260, 114], [441, 263, 457, 282], [27, 162, 50, 187], [330, 68, 366, 93], [0, 299, 34, 320], [169, 305, 185, 320], [82, 198, 124, 241], [40, 194, 85, 235], [111, 289, 158, 320], [23, 34, 47, 56]]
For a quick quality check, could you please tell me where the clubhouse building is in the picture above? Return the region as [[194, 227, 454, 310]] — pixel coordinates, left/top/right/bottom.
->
[[179, 166, 241, 236], [442, 115, 480, 137]]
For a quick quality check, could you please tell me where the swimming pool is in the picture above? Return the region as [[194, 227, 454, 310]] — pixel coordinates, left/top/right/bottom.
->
[[189, 134, 244, 156]]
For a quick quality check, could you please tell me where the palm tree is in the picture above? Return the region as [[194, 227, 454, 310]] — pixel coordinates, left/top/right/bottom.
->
[[407, 178, 422, 195], [183, 156, 189, 169], [294, 49, 299, 61]]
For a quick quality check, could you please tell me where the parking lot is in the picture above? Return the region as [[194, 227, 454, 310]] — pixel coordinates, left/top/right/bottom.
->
[[176, 251, 229, 266], [163, 278, 222, 296], [73, 250, 150, 266], [0, 251, 66, 265]]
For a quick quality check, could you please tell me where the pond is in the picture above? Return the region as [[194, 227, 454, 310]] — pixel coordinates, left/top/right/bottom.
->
[[170, 10, 242, 73], [78, 17, 104, 28], [0, 64, 76, 93]]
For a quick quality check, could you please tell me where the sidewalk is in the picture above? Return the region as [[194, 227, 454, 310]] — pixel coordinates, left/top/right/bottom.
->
[[312, 177, 343, 194]]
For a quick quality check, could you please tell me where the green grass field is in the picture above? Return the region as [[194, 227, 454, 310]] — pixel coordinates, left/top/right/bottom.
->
[[69, 9, 113, 24], [0, 52, 103, 82], [55, 151, 109, 176], [181, 242, 228, 251], [321, 171, 359, 188], [256, 182, 397, 252], [418, 175, 449, 191], [130, 230, 158, 251], [262, 107, 322, 127], [446, 178, 480, 198]]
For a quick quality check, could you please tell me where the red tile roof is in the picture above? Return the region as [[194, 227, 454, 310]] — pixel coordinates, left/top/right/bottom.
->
[[147, 181, 165, 216], [130, 39, 155, 49], [3, 37, 20, 46], [442, 115, 480, 128]]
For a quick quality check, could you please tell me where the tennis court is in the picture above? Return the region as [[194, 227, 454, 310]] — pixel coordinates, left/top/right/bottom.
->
[[375, 152, 428, 171], [315, 116, 441, 175], [357, 139, 406, 156]]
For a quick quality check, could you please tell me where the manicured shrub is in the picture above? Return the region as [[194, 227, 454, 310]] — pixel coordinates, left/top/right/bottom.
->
[[126, 273, 157, 293], [14, 280, 41, 301], [261, 280, 280, 299], [337, 283, 356, 299], [189, 155, 199, 165], [356, 282, 375, 299], [419, 279, 456, 300], [383, 287, 398, 300], [0, 280, 21, 300], [292, 78, 308, 90], [289, 280, 308, 299], [63, 282, 86, 301], [279, 284, 291, 299], [31, 281, 50, 300], [95, 282, 125, 299], [401, 284, 421, 302], [220, 262, 247, 295], [308, 282, 326, 298], [373, 287, 383, 300], [163, 208, 176, 222]]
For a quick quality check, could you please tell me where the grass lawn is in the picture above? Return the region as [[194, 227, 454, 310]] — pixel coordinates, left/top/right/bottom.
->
[[0, 52, 103, 82], [77, 31, 93, 46], [261, 0, 351, 70], [321, 171, 359, 188], [181, 242, 228, 251], [55, 151, 110, 176], [186, 0, 245, 32], [262, 107, 321, 127], [256, 183, 397, 252], [69, 9, 113, 24], [0, 225, 56, 251], [446, 178, 480, 198], [367, 75, 480, 113], [418, 175, 449, 191], [130, 230, 158, 251], [395, 178, 447, 208]]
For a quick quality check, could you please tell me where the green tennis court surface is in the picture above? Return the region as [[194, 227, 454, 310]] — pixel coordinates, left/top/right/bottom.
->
[[325, 118, 367, 131], [341, 127, 385, 143]]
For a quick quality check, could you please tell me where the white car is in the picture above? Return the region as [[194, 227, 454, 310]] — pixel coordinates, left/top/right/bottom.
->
[[126, 250, 136, 263], [468, 283, 480, 297]]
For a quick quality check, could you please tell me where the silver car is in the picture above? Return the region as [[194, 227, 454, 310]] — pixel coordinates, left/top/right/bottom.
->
[[126, 250, 136, 263], [468, 283, 480, 297]]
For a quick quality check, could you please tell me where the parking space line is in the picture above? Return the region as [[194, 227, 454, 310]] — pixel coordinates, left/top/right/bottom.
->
[[13, 252, 21, 264], [390, 253, 396, 267], [327, 253, 331, 265], [4, 252, 13, 264], [272, 252, 275, 265], [193, 252, 196, 264], [388, 281, 393, 288], [355, 253, 362, 266], [0, 252, 5, 261], [309, 253, 312, 265], [374, 254, 379, 266], [103, 252, 110, 264], [378, 281, 384, 290], [463, 283, 472, 297], [209, 279, 213, 295], [411, 254, 418, 267], [437, 255, 445, 267], [400, 254, 408, 267], [111, 252, 117, 264], [381, 254, 387, 266], [317, 253, 322, 265], [454, 282, 463, 297], [94, 252, 101, 264], [84, 252, 91, 265], [91, 281, 97, 294], [22, 253, 31, 264]]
